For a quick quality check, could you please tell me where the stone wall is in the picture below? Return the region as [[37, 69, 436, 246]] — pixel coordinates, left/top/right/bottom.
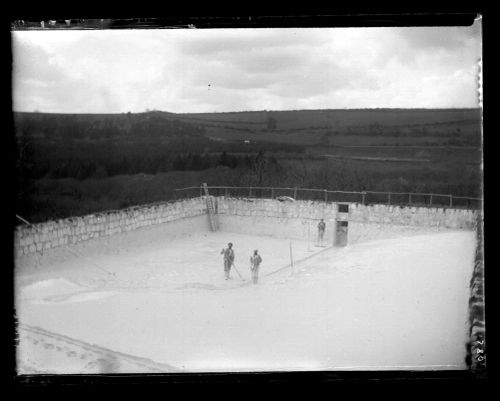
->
[[14, 198, 208, 257], [465, 213, 486, 372], [215, 198, 337, 241], [14, 196, 478, 257], [215, 197, 478, 242], [348, 203, 477, 229]]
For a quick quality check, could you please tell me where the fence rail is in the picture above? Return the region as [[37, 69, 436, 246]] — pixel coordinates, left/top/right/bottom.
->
[[175, 185, 482, 210]]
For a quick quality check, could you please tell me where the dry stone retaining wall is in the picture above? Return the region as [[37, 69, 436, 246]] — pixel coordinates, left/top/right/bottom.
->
[[14, 196, 478, 257], [215, 198, 336, 241], [14, 198, 207, 257], [348, 203, 477, 229], [215, 197, 478, 241]]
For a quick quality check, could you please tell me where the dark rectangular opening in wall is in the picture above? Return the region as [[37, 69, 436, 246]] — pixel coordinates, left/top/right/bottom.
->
[[338, 204, 349, 213], [334, 220, 348, 247]]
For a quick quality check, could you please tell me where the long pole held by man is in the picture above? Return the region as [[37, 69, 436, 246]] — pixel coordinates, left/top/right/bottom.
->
[[232, 263, 245, 281]]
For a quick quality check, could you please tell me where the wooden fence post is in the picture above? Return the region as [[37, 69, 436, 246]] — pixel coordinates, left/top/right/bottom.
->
[[271, 187, 274, 199], [249, 186, 252, 197], [225, 187, 228, 197], [388, 192, 391, 205], [324, 189, 328, 202], [449, 195, 453, 208], [294, 187, 297, 199], [361, 191, 366, 205], [430, 194, 433, 206], [409, 193, 412, 205]]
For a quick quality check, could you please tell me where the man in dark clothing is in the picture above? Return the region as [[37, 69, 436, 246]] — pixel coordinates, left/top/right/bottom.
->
[[318, 219, 326, 244], [221, 242, 235, 279], [250, 249, 263, 284]]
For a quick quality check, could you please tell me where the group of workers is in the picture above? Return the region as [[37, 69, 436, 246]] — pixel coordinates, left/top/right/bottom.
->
[[221, 243, 263, 284], [220, 219, 326, 284]]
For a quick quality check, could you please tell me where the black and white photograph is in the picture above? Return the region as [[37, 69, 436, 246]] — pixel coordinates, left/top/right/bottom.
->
[[11, 15, 485, 377]]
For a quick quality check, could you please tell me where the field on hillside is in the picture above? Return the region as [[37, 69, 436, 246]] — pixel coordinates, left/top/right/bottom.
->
[[14, 108, 482, 223], [184, 108, 480, 148], [178, 108, 480, 128]]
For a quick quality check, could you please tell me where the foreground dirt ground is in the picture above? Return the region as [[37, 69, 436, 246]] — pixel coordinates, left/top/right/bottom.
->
[[15, 224, 475, 373]]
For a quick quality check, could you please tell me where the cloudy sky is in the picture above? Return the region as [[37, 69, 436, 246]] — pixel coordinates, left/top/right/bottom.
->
[[12, 20, 482, 114]]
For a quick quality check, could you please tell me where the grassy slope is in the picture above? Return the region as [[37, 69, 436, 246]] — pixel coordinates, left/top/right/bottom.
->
[[178, 108, 480, 127], [15, 108, 483, 223]]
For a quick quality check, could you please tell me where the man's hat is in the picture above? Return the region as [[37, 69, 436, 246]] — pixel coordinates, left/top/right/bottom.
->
[[228, 242, 233, 246]]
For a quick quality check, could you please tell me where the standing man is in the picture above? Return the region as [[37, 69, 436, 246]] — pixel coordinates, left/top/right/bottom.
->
[[318, 218, 326, 245], [221, 242, 235, 280], [250, 250, 263, 284]]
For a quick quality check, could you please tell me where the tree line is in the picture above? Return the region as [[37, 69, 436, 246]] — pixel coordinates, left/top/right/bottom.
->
[[16, 133, 287, 182], [14, 111, 207, 140]]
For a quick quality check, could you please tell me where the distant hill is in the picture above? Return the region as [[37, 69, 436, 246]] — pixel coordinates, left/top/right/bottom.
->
[[176, 108, 482, 130], [13, 110, 207, 140], [14, 108, 482, 140]]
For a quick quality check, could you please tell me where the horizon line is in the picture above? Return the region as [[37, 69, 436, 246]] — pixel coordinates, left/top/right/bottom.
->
[[12, 106, 482, 115]]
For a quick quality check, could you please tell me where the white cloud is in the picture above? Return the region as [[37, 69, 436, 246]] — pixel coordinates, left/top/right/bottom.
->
[[12, 22, 481, 113]]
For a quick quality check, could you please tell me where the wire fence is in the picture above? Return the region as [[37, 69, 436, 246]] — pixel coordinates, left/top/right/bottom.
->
[[174, 185, 483, 210]]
